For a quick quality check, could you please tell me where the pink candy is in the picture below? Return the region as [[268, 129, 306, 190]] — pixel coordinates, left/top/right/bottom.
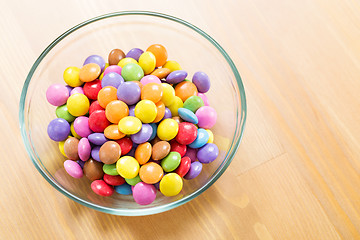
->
[[70, 87, 84, 95], [78, 138, 91, 161], [140, 75, 161, 85], [132, 182, 157, 205], [103, 65, 122, 76], [197, 93, 209, 106], [195, 106, 217, 129], [46, 84, 69, 106], [73, 116, 93, 138], [64, 160, 83, 178]]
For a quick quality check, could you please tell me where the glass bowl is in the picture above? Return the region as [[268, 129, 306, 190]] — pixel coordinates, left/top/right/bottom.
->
[[19, 11, 247, 216]]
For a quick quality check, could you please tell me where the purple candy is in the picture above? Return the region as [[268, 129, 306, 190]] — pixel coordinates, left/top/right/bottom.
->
[[131, 124, 153, 144], [184, 147, 198, 162], [47, 118, 70, 141], [126, 48, 144, 61], [140, 75, 161, 85], [166, 70, 188, 84], [127, 145, 137, 157], [65, 85, 73, 95], [163, 107, 172, 120], [184, 161, 202, 180], [197, 143, 219, 164], [88, 133, 107, 145], [153, 181, 160, 190], [128, 105, 136, 117], [103, 65, 122, 76], [101, 72, 124, 88], [192, 71, 210, 93], [64, 160, 83, 178], [83, 55, 106, 71], [133, 182, 157, 205], [70, 87, 84, 95], [91, 145, 101, 162], [77, 160, 86, 169], [73, 116, 92, 138], [46, 84, 69, 106], [117, 82, 141, 105], [78, 138, 91, 161]]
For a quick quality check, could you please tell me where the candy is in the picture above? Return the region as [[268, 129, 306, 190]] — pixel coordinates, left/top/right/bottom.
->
[[133, 182, 157, 205], [83, 55, 106, 71], [175, 122, 197, 145], [103, 174, 125, 186], [105, 100, 129, 124], [160, 83, 175, 106], [183, 96, 204, 113], [125, 175, 142, 186], [101, 72, 124, 88], [97, 86, 117, 108], [184, 147, 197, 162], [138, 51, 156, 74], [130, 123, 153, 144], [91, 146, 101, 162], [64, 160, 83, 178], [147, 44, 168, 67], [118, 57, 138, 68], [103, 65, 122, 76], [135, 142, 152, 165], [121, 63, 144, 81], [148, 123, 158, 141], [56, 104, 75, 122], [178, 108, 198, 124], [79, 63, 101, 82], [67, 93, 90, 116], [117, 81, 141, 105], [161, 151, 181, 172], [126, 48, 144, 61], [116, 137, 132, 155], [163, 107, 172, 119], [141, 83, 163, 103], [59, 139, 67, 157], [78, 138, 91, 161], [197, 93, 209, 106], [46, 84, 69, 106], [195, 106, 217, 129], [116, 156, 140, 179], [168, 96, 183, 116], [206, 129, 214, 143], [175, 81, 198, 102], [151, 141, 171, 161], [103, 163, 119, 175], [192, 71, 210, 93], [82, 79, 102, 100], [175, 157, 191, 177], [188, 128, 209, 149], [63, 137, 79, 160], [170, 139, 187, 157], [99, 141, 121, 164], [83, 159, 104, 181], [104, 124, 125, 140], [153, 101, 165, 123], [91, 180, 114, 196], [140, 75, 161, 85], [197, 143, 219, 164], [157, 118, 178, 141], [73, 116, 92, 138], [151, 68, 171, 79], [134, 100, 157, 123], [166, 70, 187, 84], [139, 162, 164, 184], [115, 183, 132, 195], [47, 118, 71, 141], [89, 100, 104, 115], [88, 110, 110, 133], [70, 122, 81, 139], [159, 173, 183, 197], [70, 87, 84, 95], [163, 60, 181, 72], [184, 162, 202, 180], [108, 49, 126, 65], [63, 67, 82, 87], [118, 116, 142, 135], [172, 116, 183, 125]]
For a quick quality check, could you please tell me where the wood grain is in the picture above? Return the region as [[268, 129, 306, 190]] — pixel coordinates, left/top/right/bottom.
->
[[1, 0, 360, 239]]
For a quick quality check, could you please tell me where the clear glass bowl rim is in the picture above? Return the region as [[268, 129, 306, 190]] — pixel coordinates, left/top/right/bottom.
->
[[19, 11, 247, 216]]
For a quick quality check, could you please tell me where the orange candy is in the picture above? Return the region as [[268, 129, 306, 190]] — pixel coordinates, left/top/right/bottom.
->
[[135, 142, 152, 165], [147, 44, 168, 67], [153, 101, 165, 123], [150, 68, 171, 79], [79, 63, 101, 82], [139, 162, 164, 184], [105, 100, 129, 123], [133, 81, 143, 90], [104, 124, 125, 140], [141, 83, 163, 103], [97, 86, 117, 108], [175, 81, 198, 102]]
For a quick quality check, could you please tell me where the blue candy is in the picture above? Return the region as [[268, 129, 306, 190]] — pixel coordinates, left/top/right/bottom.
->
[[115, 183, 133, 195], [188, 128, 209, 148], [148, 123, 158, 141], [178, 108, 198, 124]]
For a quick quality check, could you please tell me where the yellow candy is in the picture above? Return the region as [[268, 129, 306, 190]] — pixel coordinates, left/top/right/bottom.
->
[[135, 100, 157, 123], [161, 83, 175, 106], [105, 63, 109, 69], [206, 129, 214, 143], [70, 122, 81, 139], [168, 96, 183, 116], [63, 67, 82, 87], [159, 173, 183, 197], [118, 116, 142, 135], [138, 51, 156, 74], [59, 140, 67, 157], [118, 58, 138, 68], [67, 93, 89, 117], [99, 72, 104, 80], [116, 156, 140, 179], [163, 60, 181, 72], [157, 119, 178, 141]]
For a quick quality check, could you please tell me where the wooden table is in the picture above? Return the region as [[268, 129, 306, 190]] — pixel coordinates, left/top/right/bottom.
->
[[1, 0, 359, 239]]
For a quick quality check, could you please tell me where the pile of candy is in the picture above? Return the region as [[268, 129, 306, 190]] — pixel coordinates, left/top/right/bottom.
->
[[46, 44, 219, 205]]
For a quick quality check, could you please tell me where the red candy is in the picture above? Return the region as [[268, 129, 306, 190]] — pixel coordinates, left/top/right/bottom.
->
[[83, 79, 102, 100], [116, 137, 133, 155], [89, 100, 104, 115], [88, 110, 110, 132], [170, 139, 187, 157], [103, 174, 125, 186], [91, 180, 114, 196], [175, 122, 197, 145], [175, 156, 191, 177]]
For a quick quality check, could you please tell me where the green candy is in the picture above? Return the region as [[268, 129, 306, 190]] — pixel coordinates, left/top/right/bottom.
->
[[103, 163, 119, 176], [121, 63, 144, 81], [56, 104, 76, 122], [161, 151, 181, 172], [183, 96, 204, 113], [125, 175, 142, 186]]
